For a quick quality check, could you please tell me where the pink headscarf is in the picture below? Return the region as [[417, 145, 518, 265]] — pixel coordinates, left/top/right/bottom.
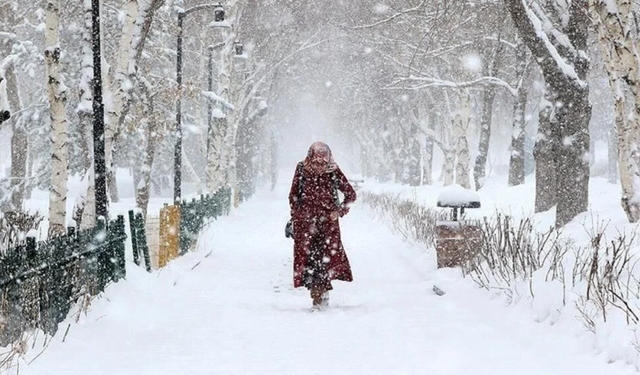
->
[[303, 141, 338, 176]]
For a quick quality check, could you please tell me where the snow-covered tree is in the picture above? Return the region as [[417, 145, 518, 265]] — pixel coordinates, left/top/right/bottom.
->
[[505, 0, 591, 227], [589, 0, 640, 222], [44, 0, 69, 236]]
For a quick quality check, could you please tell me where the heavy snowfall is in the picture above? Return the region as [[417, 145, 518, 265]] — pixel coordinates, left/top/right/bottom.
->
[[1, 0, 640, 374]]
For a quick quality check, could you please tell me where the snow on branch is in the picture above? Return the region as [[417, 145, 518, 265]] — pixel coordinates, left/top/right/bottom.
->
[[348, 1, 426, 30], [520, 0, 586, 86], [390, 75, 518, 96], [239, 33, 344, 112], [203, 90, 236, 111], [531, 2, 576, 56]]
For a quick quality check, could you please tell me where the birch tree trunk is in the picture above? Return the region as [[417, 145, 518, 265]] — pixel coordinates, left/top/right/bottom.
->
[[440, 91, 455, 186], [423, 137, 434, 185], [207, 4, 238, 194], [418, 108, 433, 186], [78, 0, 95, 229], [534, 94, 556, 213], [136, 82, 160, 218], [407, 127, 422, 186], [508, 39, 529, 186], [77, 0, 93, 174], [0, 6, 27, 211], [6, 66, 26, 211], [590, 0, 640, 222], [474, 83, 495, 190], [473, 43, 502, 190], [80, 166, 95, 229], [45, 0, 68, 237], [440, 119, 455, 186], [422, 109, 436, 185], [104, 0, 139, 203], [454, 91, 471, 189]]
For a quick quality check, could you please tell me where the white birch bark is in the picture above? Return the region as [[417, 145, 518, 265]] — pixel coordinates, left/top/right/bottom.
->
[[104, 0, 138, 202], [454, 91, 471, 189], [136, 80, 160, 218], [437, 91, 454, 186], [206, 1, 239, 194], [45, 0, 68, 236], [122, 0, 164, 125], [79, 0, 95, 229], [441, 121, 455, 186], [80, 165, 96, 229], [590, 0, 640, 222]]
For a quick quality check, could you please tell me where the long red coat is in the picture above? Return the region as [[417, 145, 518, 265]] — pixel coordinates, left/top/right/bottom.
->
[[289, 162, 357, 288]]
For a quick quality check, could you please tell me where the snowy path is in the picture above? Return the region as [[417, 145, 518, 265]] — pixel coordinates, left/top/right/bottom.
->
[[12, 185, 637, 375]]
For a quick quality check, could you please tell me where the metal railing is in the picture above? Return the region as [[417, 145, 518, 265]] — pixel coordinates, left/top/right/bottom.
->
[[0, 216, 126, 344]]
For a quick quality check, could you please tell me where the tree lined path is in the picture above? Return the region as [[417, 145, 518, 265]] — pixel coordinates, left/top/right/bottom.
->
[[12, 181, 635, 375]]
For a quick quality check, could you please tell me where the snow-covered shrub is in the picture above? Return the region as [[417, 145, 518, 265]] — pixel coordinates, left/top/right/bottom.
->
[[363, 191, 640, 367], [574, 228, 639, 329], [360, 191, 446, 247], [466, 213, 568, 300], [0, 210, 43, 254]]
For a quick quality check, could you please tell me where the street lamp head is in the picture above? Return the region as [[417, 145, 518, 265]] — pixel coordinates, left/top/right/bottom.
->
[[214, 3, 225, 22], [234, 41, 244, 56]]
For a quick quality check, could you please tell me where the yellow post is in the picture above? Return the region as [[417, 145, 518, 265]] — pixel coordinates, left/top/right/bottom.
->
[[159, 205, 180, 268]]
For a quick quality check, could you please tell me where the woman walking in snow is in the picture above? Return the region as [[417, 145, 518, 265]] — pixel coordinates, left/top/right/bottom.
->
[[289, 141, 357, 309]]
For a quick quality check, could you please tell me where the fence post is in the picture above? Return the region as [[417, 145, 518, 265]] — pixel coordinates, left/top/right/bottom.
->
[[42, 238, 61, 335], [206, 194, 212, 216], [24, 236, 39, 330], [114, 215, 126, 281], [179, 201, 189, 255], [128, 210, 140, 266], [25, 236, 36, 264], [67, 227, 81, 298], [95, 217, 107, 293], [135, 212, 152, 272]]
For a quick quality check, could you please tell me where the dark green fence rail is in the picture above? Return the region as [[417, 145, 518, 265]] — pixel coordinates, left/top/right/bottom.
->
[[0, 216, 127, 345], [180, 187, 231, 255]]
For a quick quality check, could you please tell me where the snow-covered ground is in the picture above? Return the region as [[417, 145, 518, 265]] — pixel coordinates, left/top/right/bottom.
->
[[6, 172, 637, 375]]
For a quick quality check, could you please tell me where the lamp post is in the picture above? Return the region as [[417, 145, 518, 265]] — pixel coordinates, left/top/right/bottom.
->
[[174, 2, 227, 204], [206, 45, 214, 159], [206, 42, 224, 158], [92, 0, 108, 220]]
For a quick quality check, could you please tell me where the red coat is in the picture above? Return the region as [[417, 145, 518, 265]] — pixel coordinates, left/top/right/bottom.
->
[[289, 162, 357, 288]]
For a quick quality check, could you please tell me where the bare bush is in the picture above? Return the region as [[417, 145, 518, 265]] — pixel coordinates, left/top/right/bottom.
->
[[362, 190, 640, 340], [574, 226, 640, 328], [464, 213, 569, 301], [0, 211, 44, 254], [360, 191, 446, 246]]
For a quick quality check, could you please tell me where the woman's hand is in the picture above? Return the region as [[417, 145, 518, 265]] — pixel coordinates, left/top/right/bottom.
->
[[331, 205, 349, 220]]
